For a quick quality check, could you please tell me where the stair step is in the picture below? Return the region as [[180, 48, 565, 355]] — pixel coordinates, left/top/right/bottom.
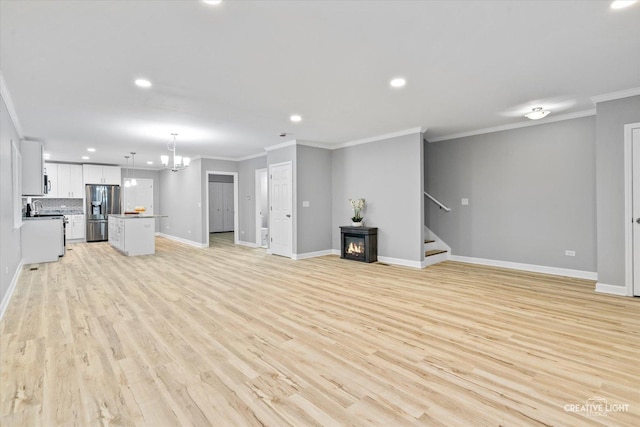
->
[[424, 239, 435, 244], [425, 249, 447, 257]]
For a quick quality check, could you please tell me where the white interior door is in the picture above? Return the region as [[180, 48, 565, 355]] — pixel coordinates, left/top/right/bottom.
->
[[633, 128, 640, 296], [223, 182, 234, 231], [210, 182, 224, 232], [269, 162, 292, 258]]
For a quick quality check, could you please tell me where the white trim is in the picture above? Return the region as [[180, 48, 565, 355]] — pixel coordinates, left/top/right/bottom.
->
[[158, 233, 208, 248], [377, 256, 424, 269], [292, 249, 334, 260], [595, 282, 631, 297], [624, 123, 640, 297], [237, 240, 260, 248], [255, 168, 268, 248], [449, 255, 598, 281], [0, 72, 24, 138], [205, 170, 239, 245], [428, 110, 596, 143], [236, 152, 268, 161], [591, 87, 640, 104], [335, 127, 426, 149], [0, 261, 24, 320], [264, 139, 297, 152]]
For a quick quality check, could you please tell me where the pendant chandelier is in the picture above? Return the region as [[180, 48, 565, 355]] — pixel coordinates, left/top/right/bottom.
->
[[124, 152, 138, 187], [161, 133, 190, 172]]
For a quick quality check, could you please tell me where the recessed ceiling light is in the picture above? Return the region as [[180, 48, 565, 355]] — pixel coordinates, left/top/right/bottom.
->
[[82, 156, 90, 160], [611, 0, 637, 9], [43, 153, 51, 159], [390, 77, 406, 88], [203, 0, 223, 5], [524, 107, 551, 120], [147, 161, 153, 165], [134, 79, 152, 88], [87, 148, 96, 152], [290, 114, 302, 122]]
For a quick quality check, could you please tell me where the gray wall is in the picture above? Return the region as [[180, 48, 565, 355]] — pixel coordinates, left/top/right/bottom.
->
[[0, 95, 23, 307], [267, 144, 297, 253], [297, 145, 332, 254], [121, 168, 161, 232], [332, 133, 424, 262], [237, 155, 267, 244], [425, 116, 597, 272], [159, 158, 203, 243], [595, 95, 640, 287]]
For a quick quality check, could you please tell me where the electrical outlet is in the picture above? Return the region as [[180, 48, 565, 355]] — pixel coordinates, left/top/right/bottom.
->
[[565, 250, 576, 257], [241, 230, 245, 235], [302, 201, 310, 207], [5, 267, 8, 274]]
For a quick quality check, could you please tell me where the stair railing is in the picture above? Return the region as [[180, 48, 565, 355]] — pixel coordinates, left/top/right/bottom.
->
[[424, 191, 451, 212]]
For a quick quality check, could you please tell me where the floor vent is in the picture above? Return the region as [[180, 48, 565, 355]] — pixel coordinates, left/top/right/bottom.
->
[[29, 267, 38, 271]]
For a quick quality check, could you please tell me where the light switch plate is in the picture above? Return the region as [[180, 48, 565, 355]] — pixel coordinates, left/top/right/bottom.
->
[[461, 198, 469, 206], [302, 201, 310, 207]]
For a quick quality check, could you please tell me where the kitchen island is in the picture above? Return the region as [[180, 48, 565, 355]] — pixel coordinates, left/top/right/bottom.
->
[[108, 214, 164, 256]]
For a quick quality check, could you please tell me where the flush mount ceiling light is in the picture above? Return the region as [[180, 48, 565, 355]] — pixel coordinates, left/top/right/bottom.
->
[[134, 78, 152, 88], [290, 114, 302, 122], [524, 107, 551, 120], [161, 133, 191, 172], [390, 77, 406, 88], [611, 0, 637, 9]]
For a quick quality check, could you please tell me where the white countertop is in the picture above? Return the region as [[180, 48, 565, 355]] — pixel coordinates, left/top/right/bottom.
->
[[110, 214, 167, 219]]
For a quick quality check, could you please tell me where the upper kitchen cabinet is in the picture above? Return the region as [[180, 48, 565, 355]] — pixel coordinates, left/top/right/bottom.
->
[[21, 140, 44, 196], [83, 164, 121, 185], [46, 163, 84, 198], [58, 164, 84, 197]]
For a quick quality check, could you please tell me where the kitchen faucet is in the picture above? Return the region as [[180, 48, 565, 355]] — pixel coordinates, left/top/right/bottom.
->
[[32, 200, 44, 215]]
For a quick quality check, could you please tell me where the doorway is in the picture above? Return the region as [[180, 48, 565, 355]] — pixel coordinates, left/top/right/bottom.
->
[[624, 123, 640, 296], [269, 161, 292, 258], [255, 168, 268, 248], [206, 171, 238, 246]]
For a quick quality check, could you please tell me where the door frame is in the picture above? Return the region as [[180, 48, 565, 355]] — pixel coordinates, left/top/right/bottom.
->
[[205, 170, 239, 245], [255, 168, 268, 248], [624, 122, 640, 296], [268, 161, 293, 258]]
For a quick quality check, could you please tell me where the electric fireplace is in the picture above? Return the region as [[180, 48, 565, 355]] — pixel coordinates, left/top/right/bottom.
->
[[340, 226, 378, 263]]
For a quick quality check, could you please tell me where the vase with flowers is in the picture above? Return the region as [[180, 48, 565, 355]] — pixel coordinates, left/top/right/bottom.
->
[[349, 198, 365, 226]]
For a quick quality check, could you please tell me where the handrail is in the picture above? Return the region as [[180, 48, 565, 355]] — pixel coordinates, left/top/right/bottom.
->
[[424, 191, 451, 212]]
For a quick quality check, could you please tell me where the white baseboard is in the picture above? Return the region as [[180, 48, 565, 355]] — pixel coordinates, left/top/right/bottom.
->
[[449, 255, 598, 281], [595, 282, 631, 296], [0, 261, 24, 321], [237, 240, 260, 248], [292, 249, 334, 260], [377, 256, 423, 269], [158, 233, 208, 248]]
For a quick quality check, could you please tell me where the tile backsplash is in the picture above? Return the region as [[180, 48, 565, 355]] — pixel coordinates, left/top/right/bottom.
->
[[28, 198, 84, 214]]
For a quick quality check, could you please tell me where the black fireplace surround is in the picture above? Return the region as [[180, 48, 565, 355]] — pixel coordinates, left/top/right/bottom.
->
[[340, 226, 378, 263]]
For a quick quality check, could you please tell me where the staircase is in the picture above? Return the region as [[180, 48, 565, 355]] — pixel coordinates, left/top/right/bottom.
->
[[423, 226, 450, 267]]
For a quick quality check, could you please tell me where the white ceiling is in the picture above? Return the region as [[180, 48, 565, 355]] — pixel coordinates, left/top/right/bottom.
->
[[1, 0, 639, 167]]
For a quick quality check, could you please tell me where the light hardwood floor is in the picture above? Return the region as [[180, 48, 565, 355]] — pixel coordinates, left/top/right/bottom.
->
[[1, 235, 639, 426]]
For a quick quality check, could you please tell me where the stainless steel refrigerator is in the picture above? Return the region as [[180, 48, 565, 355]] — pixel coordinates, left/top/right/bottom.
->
[[86, 184, 121, 242]]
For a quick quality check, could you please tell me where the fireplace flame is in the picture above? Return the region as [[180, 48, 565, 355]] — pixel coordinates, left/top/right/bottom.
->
[[347, 241, 364, 254]]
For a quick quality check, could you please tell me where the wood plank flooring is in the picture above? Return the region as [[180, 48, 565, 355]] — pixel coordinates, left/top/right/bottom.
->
[[1, 233, 639, 426]]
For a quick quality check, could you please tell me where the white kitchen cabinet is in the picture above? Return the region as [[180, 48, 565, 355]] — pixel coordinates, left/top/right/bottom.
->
[[22, 217, 64, 263], [21, 140, 45, 196], [65, 214, 85, 240], [58, 164, 84, 198], [108, 215, 155, 256], [44, 162, 58, 198], [83, 164, 121, 185]]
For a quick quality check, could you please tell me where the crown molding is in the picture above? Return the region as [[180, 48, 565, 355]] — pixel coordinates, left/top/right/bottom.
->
[[236, 151, 267, 161], [0, 72, 24, 139], [591, 87, 640, 104], [335, 126, 427, 149], [428, 110, 596, 143], [264, 139, 298, 152]]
